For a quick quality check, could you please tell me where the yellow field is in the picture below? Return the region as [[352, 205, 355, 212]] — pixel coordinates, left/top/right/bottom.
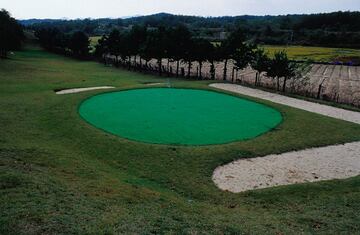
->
[[263, 45, 360, 63]]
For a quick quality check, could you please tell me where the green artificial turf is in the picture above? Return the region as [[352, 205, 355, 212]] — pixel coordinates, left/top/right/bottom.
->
[[79, 88, 282, 145]]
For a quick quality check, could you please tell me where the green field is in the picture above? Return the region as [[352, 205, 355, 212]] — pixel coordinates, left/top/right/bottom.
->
[[1, 45, 360, 234]]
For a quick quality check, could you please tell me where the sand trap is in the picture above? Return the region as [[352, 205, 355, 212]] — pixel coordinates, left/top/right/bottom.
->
[[213, 142, 360, 192], [55, 86, 115, 95], [210, 83, 360, 192], [145, 83, 165, 86]]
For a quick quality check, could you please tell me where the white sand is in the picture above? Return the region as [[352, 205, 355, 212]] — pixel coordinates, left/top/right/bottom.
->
[[55, 86, 115, 95], [145, 83, 165, 86], [210, 83, 360, 193], [213, 142, 360, 193]]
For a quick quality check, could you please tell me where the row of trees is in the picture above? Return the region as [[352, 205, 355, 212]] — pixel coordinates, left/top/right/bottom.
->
[[35, 23, 304, 92], [0, 9, 24, 58], [94, 25, 303, 92], [35, 28, 90, 58]]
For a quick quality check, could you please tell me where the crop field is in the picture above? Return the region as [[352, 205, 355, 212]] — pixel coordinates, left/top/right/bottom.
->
[[2, 45, 360, 234], [209, 41, 360, 63], [264, 45, 360, 64]]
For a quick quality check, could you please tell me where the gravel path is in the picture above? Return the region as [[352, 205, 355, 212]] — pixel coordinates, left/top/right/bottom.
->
[[210, 83, 360, 193], [210, 83, 360, 124], [56, 86, 115, 95]]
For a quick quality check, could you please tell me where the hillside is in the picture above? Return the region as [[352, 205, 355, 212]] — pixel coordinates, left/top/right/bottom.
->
[[21, 11, 360, 48]]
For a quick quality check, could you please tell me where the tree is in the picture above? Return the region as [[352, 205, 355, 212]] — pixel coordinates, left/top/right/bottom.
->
[[68, 31, 90, 58], [128, 25, 147, 67], [232, 43, 255, 82], [183, 39, 196, 78], [167, 25, 192, 77], [143, 27, 168, 75], [218, 28, 247, 80], [266, 51, 299, 92], [94, 35, 109, 63], [250, 47, 271, 86], [106, 29, 123, 66], [192, 38, 214, 79], [35, 28, 68, 53], [207, 44, 221, 80], [0, 9, 24, 58]]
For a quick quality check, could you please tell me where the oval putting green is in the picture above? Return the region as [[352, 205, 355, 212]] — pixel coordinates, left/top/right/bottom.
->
[[79, 88, 282, 145]]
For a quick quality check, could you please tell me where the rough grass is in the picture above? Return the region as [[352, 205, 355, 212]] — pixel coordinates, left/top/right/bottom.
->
[[1, 45, 360, 234]]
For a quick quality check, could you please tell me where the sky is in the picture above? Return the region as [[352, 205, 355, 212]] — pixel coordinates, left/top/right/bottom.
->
[[2, 0, 360, 19]]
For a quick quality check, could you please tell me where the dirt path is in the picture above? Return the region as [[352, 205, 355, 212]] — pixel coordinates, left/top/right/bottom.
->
[[210, 83, 360, 193]]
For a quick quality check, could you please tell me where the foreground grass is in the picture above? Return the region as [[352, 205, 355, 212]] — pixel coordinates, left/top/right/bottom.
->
[[1, 46, 360, 234]]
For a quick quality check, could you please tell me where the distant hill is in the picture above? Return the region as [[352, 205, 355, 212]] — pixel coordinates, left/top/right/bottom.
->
[[20, 11, 360, 31], [20, 19, 62, 26], [21, 11, 360, 48]]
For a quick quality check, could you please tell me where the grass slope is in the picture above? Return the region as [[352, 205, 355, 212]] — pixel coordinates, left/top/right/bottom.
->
[[1, 45, 360, 234]]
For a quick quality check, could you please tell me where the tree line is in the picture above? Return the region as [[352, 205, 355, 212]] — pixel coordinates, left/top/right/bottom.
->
[[35, 28, 90, 58], [35, 24, 305, 92], [0, 9, 24, 58]]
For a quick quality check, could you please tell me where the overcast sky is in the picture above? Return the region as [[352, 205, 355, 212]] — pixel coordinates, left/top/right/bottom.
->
[[2, 0, 360, 19]]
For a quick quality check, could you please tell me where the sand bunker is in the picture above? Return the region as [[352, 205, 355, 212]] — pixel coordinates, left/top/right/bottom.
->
[[145, 83, 165, 86], [213, 142, 360, 192], [55, 86, 115, 95], [210, 83, 360, 193]]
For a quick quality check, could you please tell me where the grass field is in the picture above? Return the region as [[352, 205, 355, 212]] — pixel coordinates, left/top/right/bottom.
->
[[1, 45, 360, 234]]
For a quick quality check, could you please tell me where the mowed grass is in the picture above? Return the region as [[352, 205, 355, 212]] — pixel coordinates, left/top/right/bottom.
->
[[264, 45, 360, 63], [1, 45, 360, 234]]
